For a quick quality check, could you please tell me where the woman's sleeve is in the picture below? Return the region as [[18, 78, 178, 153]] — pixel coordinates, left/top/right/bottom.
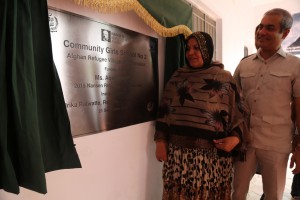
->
[[229, 73, 250, 160], [154, 71, 177, 142]]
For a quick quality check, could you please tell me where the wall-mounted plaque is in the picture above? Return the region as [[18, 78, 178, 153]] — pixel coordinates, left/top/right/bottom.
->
[[48, 7, 158, 137]]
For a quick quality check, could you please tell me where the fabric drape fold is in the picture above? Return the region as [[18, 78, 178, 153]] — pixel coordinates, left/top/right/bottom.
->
[[0, 0, 81, 194], [74, 0, 192, 38], [137, 0, 193, 84]]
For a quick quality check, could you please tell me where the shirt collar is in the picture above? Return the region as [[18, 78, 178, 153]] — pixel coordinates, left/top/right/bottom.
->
[[254, 47, 287, 60]]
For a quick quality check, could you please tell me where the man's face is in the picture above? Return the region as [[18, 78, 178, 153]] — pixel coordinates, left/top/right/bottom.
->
[[256, 14, 289, 52]]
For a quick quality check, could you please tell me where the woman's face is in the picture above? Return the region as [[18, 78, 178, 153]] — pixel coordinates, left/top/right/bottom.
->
[[186, 37, 204, 68]]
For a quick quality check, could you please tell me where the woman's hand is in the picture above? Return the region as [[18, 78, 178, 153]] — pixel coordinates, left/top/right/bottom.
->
[[155, 141, 168, 162], [213, 136, 240, 152]]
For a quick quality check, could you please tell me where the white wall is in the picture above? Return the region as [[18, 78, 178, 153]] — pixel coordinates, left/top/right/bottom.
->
[[0, 0, 165, 200], [1, 0, 299, 200], [252, 0, 300, 26]]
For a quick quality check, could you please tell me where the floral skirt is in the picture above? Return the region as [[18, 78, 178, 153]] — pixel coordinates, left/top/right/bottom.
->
[[162, 144, 233, 200]]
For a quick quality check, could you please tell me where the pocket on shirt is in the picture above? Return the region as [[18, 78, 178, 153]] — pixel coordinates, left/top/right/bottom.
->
[[268, 71, 292, 92], [261, 115, 293, 142], [262, 115, 291, 125], [240, 72, 256, 90]]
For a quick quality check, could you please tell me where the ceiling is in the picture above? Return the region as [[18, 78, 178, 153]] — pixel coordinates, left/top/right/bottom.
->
[[250, 0, 281, 6]]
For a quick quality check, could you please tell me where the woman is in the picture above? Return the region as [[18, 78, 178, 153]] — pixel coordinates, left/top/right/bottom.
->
[[154, 32, 247, 200]]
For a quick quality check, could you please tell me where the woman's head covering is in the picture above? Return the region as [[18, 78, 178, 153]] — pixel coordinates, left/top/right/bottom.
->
[[185, 31, 214, 68]]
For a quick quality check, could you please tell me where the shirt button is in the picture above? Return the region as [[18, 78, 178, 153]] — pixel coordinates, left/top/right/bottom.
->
[[260, 74, 263, 77], [254, 100, 257, 102], [257, 87, 260, 90]]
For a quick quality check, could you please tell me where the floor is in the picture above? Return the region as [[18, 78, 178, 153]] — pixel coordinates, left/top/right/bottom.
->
[[247, 156, 295, 200]]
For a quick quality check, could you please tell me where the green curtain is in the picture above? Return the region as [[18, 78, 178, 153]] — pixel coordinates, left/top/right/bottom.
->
[[137, 0, 192, 84], [0, 0, 81, 194]]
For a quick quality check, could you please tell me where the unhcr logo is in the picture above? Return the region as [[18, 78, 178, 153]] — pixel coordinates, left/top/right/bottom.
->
[[101, 29, 111, 42], [48, 13, 58, 32]]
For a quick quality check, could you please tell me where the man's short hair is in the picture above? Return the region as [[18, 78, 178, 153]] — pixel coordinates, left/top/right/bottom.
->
[[264, 8, 293, 32]]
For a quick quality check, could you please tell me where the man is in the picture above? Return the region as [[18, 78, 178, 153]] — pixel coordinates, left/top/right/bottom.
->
[[232, 8, 300, 200]]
